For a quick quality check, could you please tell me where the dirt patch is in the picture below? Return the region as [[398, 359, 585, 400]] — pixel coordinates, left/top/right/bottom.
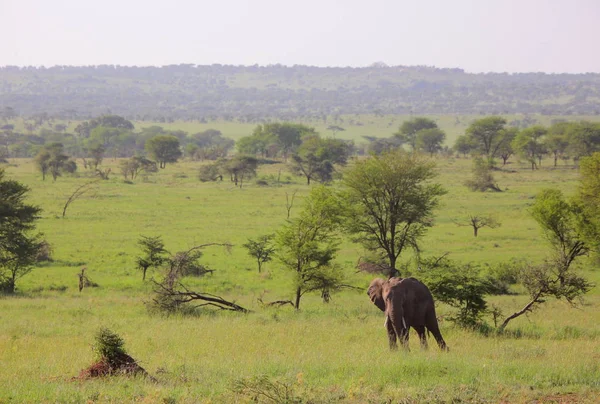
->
[[74, 351, 151, 380]]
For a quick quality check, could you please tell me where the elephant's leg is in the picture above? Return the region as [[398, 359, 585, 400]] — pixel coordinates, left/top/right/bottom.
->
[[385, 316, 398, 350], [397, 326, 410, 350], [414, 325, 428, 350], [425, 310, 448, 351]]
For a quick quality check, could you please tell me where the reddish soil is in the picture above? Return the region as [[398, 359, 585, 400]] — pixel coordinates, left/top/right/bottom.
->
[[74, 353, 150, 380]]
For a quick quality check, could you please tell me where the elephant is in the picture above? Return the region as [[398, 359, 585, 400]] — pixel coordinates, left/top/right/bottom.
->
[[367, 277, 448, 351]]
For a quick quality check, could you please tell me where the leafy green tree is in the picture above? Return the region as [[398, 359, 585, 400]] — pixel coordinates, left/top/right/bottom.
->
[[395, 117, 438, 151], [222, 155, 259, 188], [454, 213, 501, 237], [119, 156, 157, 180], [497, 127, 517, 165], [34, 143, 76, 181], [289, 136, 350, 184], [363, 135, 404, 155], [545, 126, 570, 167], [145, 135, 182, 168], [567, 121, 600, 162], [276, 186, 345, 309], [87, 126, 126, 157], [512, 125, 547, 170], [187, 129, 234, 160], [453, 135, 475, 157], [419, 256, 497, 329], [243, 234, 276, 273], [465, 157, 501, 192], [342, 150, 446, 275], [500, 189, 592, 331], [416, 128, 446, 156], [87, 145, 105, 169], [236, 130, 276, 157], [465, 116, 508, 160], [136, 235, 169, 280], [573, 152, 600, 258], [0, 169, 43, 293]]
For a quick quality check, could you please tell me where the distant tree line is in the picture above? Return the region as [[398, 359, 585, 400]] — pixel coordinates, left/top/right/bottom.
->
[[1, 64, 600, 121]]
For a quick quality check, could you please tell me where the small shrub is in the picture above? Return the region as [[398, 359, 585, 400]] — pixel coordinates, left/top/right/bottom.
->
[[35, 240, 53, 262]]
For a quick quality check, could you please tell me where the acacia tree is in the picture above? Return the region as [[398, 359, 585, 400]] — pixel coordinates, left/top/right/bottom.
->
[[145, 135, 182, 168], [512, 126, 547, 170], [276, 186, 345, 309], [465, 116, 509, 161], [243, 234, 276, 272], [454, 214, 500, 237], [0, 169, 43, 293], [416, 128, 446, 156], [34, 143, 76, 181], [499, 189, 592, 331], [136, 235, 169, 280], [342, 150, 446, 276], [289, 136, 350, 184], [395, 117, 438, 151]]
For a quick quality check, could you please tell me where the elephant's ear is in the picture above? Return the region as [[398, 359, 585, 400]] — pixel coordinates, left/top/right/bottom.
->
[[368, 278, 386, 312]]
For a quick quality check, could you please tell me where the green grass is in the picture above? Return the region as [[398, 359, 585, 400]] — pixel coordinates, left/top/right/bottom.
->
[[1, 156, 599, 403]]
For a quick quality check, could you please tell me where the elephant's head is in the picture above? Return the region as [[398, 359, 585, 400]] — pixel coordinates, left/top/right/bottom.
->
[[367, 278, 386, 312]]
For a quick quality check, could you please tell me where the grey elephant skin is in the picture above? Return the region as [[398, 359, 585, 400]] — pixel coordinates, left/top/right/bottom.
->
[[368, 277, 448, 351]]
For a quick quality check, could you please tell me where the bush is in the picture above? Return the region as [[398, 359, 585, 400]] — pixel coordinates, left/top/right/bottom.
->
[[465, 157, 501, 192], [418, 256, 495, 329]]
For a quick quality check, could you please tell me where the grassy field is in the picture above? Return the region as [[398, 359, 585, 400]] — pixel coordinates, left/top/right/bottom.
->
[[1, 155, 599, 403]]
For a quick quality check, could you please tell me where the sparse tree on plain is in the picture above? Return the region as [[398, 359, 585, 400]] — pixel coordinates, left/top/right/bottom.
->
[[243, 234, 276, 273], [499, 189, 592, 331], [454, 214, 501, 237], [136, 236, 169, 281], [276, 186, 345, 309]]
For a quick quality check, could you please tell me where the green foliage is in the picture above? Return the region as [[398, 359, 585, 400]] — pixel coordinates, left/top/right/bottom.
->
[[93, 327, 127, 364], [465, 157, 501, 192], [0, 169, 43, 293], [198, 161, 224, 182], [512, 126, 548, 170], [144, 135, 182, 168], [416, 127, 446, 156], [342, 150, 446, 273], [34, 142, 75, 181], [500, 189, 593, 331], [243, 234, 276, 273], [465, 116, 509, 159], [119, 156, 157, 180], [573, 152, 600, 257], [418, 256, 496, 329], [187, 129, 234, 160], [136, 236, 169, 280], [223, 155, 259, 188], [276, 186, 344, 309], [289, 136, 351, 184], [396, 117, 438, 151]]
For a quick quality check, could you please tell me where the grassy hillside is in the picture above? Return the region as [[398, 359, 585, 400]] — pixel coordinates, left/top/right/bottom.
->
[[1, 156, 599, 403]]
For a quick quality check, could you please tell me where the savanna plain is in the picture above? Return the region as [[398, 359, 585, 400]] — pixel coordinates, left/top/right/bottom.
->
[[1, 140, 600, 403]]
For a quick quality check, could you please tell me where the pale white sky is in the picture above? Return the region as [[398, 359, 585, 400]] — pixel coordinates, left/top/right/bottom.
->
[[1, 0, 598, 73]]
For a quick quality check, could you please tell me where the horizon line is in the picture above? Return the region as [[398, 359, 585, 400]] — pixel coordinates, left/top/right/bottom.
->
[[1, 63, 597, 75]]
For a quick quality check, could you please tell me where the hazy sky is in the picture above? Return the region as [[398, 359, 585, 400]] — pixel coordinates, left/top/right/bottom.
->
[[1, 0, 599, 73]]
